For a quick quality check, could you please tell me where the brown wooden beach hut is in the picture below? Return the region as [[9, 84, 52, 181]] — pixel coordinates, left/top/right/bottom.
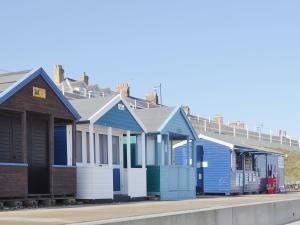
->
[[0, 68, 80, 201]]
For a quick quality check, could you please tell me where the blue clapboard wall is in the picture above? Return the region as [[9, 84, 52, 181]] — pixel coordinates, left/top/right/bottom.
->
[[95, 101, 143, 133]]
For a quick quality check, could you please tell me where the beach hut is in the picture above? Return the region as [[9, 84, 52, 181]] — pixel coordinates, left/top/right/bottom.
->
[[0, 68, 80, 200], [134, 106, 198, 200], [70, 95, 147, 201], [175, 134, 285, 194]]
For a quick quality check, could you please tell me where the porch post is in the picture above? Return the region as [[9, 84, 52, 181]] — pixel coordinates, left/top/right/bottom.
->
[[22, 111, 27, 164], [141, 133, 146, 169], [108, 127, 113, 167], [156, 134, 162, 165], [186, 137, 190, 166], [72, 121, 76, 166], [126, 131, 131, 169], [166, 134, 171, 165], [192, 140, 196, 167], [89, 123, 95, 164]]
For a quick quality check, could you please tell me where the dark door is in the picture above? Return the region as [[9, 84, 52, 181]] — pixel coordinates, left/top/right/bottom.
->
[[196, 145, 204, 193], [54, 125, 67, 165], [27, 114, 50, 194]]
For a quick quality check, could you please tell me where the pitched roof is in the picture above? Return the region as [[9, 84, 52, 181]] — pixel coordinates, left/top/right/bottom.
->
[[70, 95, 116, 121], [0, 70, 31, 93], [134, 107, 175, 132], [198, 134, 283, 155], [0, 68, 81, 120]]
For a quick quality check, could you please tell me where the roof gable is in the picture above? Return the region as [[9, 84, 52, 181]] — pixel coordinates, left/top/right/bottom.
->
[[95, 100, 144, 132], [86, 95, 146, 132], [0, 68, 80, 120], [160, 107, 198, 139]]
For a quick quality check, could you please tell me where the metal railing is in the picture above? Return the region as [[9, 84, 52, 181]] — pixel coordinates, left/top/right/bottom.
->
[[189, 115, 300, 150]]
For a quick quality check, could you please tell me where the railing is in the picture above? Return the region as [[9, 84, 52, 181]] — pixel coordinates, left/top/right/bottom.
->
[[189, 115, 300, 150]]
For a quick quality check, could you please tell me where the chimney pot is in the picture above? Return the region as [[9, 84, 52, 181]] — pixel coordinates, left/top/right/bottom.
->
[[146, 91, 158, 105], [213, 114, 223, 125], [80, 72, 89, 85], [116, 83, 130, 97], [182, 106, 190, 115]]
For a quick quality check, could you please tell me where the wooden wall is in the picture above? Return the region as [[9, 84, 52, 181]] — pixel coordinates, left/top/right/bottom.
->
[[52, 167, 76, 196], [0, 165, 27, 199], [0, 76, 74, 120]]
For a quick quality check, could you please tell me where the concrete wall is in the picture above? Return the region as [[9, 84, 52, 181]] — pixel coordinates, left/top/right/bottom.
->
[[74, 199, 300, 225]]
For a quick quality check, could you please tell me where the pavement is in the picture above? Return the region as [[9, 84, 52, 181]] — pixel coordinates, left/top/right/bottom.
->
[[0, 192, 300, 225]]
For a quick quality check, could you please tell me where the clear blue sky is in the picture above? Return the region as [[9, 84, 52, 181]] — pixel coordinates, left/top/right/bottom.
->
[[1, 1, 299, 138]]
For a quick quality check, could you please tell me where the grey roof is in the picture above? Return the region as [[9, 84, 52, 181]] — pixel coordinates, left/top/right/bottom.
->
[[70, 95, 116, 121], [0, 70, 31, 93], [134, 107, 175, 132], [201, 133, 282, 155]]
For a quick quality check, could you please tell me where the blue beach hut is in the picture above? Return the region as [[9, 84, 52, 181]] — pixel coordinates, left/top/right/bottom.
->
[[134, 106, 199, 200], [175, 134, 285, 195]]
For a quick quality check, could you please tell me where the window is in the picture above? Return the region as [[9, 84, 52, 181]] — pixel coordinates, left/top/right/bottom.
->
[[99, 134, 108, 164], [112, 136, 120, 165], [236, 152, 242, 170], [86, 132, 90, 163], [146, 136, 155, 165], [76, 131, 82, 163]]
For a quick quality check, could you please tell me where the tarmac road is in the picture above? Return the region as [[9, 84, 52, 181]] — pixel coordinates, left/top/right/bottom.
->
[[0, 192, 300, 225]]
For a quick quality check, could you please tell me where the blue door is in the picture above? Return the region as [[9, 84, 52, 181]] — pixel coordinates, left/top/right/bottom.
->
[[113, 168, 121, 191], [54, 125, 67, 165], [196, 145, 204, 193]]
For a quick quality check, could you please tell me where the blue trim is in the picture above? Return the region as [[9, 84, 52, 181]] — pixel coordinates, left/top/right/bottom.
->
[[158, 107, 198, 140], [0, 162, 28, 167], [0, 67, 81, 121]]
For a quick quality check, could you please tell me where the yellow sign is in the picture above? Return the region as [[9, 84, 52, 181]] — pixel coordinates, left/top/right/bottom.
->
[[33, 87, 46, 99]]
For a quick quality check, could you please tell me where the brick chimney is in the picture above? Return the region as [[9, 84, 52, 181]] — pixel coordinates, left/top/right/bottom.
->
[[213, 114, 223, 125], [53, 64, 64, 85], [146, 91, 158, 105], [182, 106, 190, 115], [80, 72, 89, 85], [229, 121, 246, 129], [116, 83, 130, 97]]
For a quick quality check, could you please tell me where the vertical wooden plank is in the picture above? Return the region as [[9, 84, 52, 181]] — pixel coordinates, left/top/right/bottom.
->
[[22, 111, 27, 164], [49, 114, 54, 196], [72, 121, 76, 166]]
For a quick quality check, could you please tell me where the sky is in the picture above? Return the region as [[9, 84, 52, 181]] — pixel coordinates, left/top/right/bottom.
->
[[0, 1, 300, 138]]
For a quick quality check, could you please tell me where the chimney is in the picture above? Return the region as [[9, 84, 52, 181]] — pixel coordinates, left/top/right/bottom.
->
[[229, 121, 246, 129], [213, 114, 223, 125], [116, 83, 130, 97], [146, 91, 158, 105], [182, 106, 190, 115], [53, 64, 64, 85], [80, 72, 89, 85]]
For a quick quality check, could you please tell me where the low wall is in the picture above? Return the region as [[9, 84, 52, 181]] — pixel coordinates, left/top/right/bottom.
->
[[71, 198, 300, 225]]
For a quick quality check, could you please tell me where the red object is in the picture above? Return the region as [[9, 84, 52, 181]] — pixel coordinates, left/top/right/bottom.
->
[[266, 177, 277, 194]]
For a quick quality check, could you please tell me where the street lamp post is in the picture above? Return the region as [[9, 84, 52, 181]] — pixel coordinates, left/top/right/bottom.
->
[[153, 83, 162, 105]]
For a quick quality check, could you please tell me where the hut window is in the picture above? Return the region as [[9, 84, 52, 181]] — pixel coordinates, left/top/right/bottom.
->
[[76, 131, 83, 163], [245, 154, 253, 171], [146, 136, 155, 165], [86, 132, 90, 163], [99, 134, 108, 164], [112, 136, 120, 165], [0, 113, 22, 163], [236, 152, 242, 170]]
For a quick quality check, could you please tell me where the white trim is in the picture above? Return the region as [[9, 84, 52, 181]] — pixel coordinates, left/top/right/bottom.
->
[[66, 124, 73, 166], [173, 134, 234, 149], [88, 94, 147, 133], [198, 134, 234, 149]]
